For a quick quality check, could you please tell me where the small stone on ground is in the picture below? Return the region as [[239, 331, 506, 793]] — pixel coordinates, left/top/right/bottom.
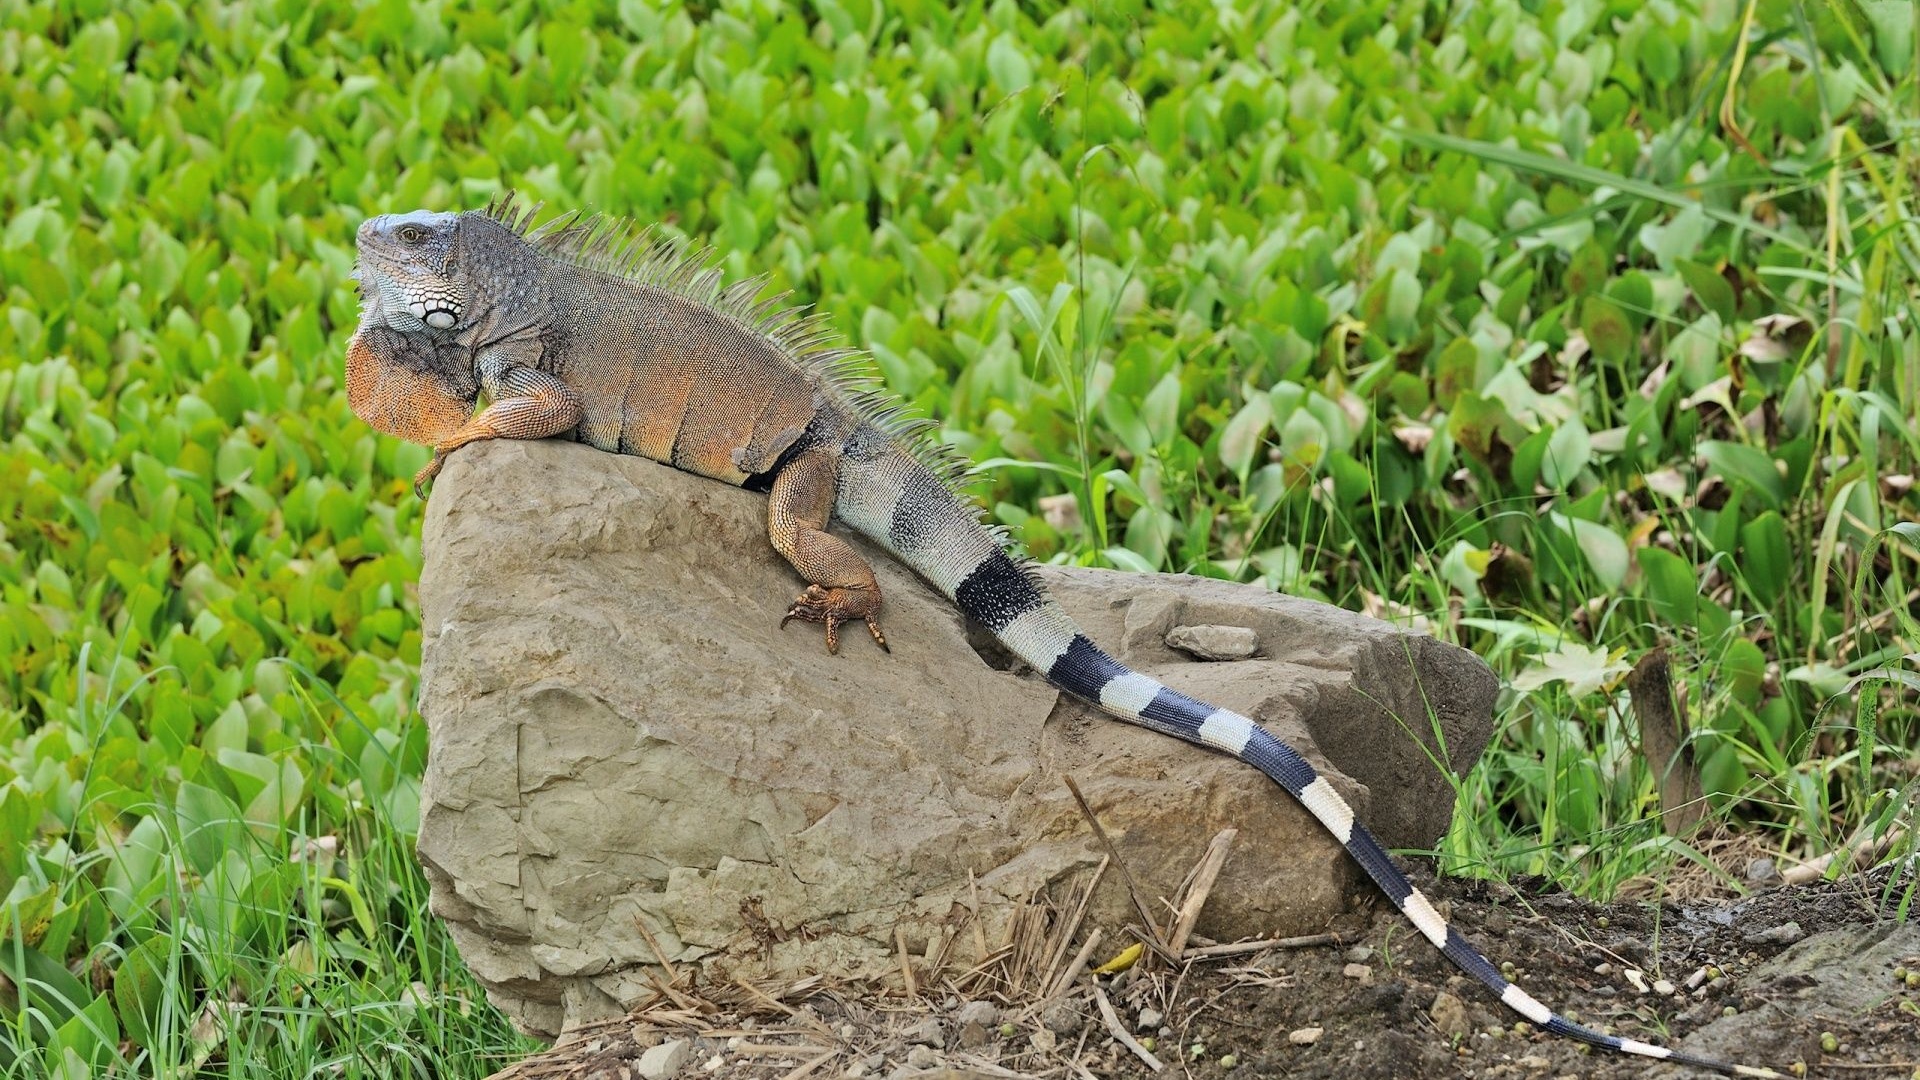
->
[[637, 1038, 690, 1080]]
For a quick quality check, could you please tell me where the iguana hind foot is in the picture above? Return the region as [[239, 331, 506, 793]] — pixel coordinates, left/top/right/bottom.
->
[[780, 584, 887, 654], [767, 446, 887, 654]]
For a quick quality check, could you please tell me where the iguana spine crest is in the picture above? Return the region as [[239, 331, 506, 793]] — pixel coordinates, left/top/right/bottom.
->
[[482, 195, 980, 494]]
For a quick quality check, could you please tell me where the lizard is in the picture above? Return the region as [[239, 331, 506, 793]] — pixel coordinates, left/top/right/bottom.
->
[[346, 195, 1779, 1079]]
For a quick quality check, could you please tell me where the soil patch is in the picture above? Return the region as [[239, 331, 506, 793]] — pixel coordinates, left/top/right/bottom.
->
[[488, 865, 1919, 1080]]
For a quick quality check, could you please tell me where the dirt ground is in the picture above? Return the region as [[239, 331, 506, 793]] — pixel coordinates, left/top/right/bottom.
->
[[497, 864, 1919, 1080]]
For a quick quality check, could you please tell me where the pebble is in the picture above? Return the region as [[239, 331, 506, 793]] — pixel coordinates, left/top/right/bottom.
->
[[1137, 1006, 1164, 1030], [1342, 962, 1373, 984], [1652, 978, 1676, 995], [1344, 944, 1375, 963], [905, 1045, 940, 1068], [1165, 624, 1260, 661], [957, 1021, 990, 1049], [637, 1038, 690, 1080], [954, 1000, 998, 1028], [1623, 968, 1649, 994], [1517, 1054, 1550, 1070], [700, 1054, 723, 1073], [1288, 1027, 1324, 1046], [902, 1018, 943, 1046], [1030, 1029, 1057, 1053], [1429, 991, 1470, 1037], [1041, 1000, 1083, 1035], [1745, 921, 1806, 946]]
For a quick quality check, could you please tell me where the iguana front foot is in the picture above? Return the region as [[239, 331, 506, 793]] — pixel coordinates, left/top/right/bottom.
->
[[780, 584, 888, 654], [413, 452, 448, 498], [408, 367, 585, 498]]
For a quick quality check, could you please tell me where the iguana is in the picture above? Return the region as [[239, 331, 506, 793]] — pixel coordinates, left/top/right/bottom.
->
[[347, 196, 1778, 1078]]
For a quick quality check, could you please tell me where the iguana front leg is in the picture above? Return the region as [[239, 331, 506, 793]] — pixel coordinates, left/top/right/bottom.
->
[[413, 366, 584, 496], [768, 447, 887, 654]]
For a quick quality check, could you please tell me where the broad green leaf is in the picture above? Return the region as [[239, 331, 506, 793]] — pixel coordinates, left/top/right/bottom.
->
[[113, 935, 173, 1049], [1675, 258, 1735, 322], [0, 942, 94, 1045], [1141, 370, 1181, 447], [986, 34, 1032, 93], [1551, 512, 1629, 589], [1636, 546, 1697, 627], [1217, 394, 1272, 480], [1540, 419, 1591, 490], [1739, 511, 1790, 606], [1698, 441, 1785, 509], [1580, 296, 1634, 364], [1858, 1, 1915, 77]]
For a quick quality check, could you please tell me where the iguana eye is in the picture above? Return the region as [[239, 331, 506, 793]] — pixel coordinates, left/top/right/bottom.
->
[[398, 224, 428, 244]]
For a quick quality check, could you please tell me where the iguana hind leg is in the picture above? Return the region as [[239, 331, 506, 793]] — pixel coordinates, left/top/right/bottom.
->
[[412, 367, 584, 496], [768, 447, 886, 654]]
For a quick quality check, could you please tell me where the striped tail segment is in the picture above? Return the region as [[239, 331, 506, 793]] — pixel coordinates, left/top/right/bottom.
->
[[836, 447, 1782, 1079], [960, 554, 1779, 1077]]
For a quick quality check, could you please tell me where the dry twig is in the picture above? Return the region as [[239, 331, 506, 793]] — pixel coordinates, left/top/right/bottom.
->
[[1093, 984, 1163, 1072]]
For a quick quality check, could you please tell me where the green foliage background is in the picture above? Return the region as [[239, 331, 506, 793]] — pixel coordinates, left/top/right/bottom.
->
[[1, 0, 1917, 1074]]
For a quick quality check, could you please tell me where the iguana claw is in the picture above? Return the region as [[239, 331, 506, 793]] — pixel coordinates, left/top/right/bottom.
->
[[412, 451, 447, 499], [781, 584, 888, 654]]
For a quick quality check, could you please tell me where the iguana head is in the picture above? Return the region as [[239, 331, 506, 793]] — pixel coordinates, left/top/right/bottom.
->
[[354, 210, 465, 332]]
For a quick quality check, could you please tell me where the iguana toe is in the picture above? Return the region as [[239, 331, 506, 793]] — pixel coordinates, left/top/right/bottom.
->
[[412, 452, 447, 499], [780, 584, 885, 654]]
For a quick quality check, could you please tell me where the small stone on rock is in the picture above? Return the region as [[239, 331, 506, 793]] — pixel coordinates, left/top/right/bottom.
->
[[1165, 624, 1260, 661], [1342, 962, 1372, 983], [637, 1038, 691, 1080], [1745, 921, 1805, 946], [1288, 1027, 1324, 1046]]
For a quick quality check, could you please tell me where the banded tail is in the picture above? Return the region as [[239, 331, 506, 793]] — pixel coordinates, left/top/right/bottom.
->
[[834, 447, 1779, 1079]]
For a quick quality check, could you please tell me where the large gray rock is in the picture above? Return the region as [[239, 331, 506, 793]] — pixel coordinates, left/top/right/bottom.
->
[[415, 439, 1497, 1039]]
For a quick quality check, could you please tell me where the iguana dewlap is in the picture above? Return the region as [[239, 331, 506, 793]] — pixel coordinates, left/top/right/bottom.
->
[[346, 197, 1777, 1078]]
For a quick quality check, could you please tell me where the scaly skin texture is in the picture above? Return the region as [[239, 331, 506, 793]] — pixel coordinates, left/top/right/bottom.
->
[[344, 197, 1779, 1079]]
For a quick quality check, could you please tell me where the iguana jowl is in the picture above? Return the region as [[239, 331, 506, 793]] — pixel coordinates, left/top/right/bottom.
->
[[347, 197, 1776, 1079]]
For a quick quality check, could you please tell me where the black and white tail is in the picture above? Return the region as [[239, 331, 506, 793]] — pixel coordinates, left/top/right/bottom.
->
[[833, 448, 1779, 1079]]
